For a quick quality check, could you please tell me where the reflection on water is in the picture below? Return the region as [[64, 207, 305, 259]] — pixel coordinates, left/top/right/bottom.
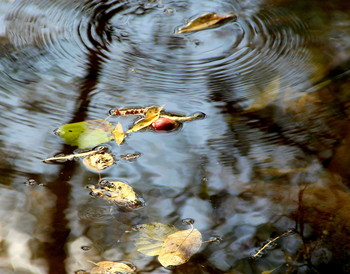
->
[[1, 0, 350, 273]]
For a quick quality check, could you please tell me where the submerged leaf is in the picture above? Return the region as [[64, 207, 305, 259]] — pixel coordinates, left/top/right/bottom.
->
[[113, 122, 125, 145], [177, 12, 237, 34], [82, 151, 115, 172], [158, 228, 202, 267], [90, 261, 136, 274], [87, 180, 144, 208], [127, 106, 163, 133], [135, 222, 179, 256], [55, 119, 114, 149], [245, 77, 281, 113]]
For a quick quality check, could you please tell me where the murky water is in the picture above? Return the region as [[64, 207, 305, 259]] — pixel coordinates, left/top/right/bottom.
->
[[1, 0, 350, 273]]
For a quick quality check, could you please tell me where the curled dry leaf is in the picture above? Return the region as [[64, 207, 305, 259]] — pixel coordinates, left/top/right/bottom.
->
[[158, 228, 202, 267], [87, 180, 144, 209], [120, 152, 141, 161], [177, 12, 237, 34], [126, 106, 163, 133], [160, 112, 206, 122], [82, 151, 115, 172], [135, 222, 179, 256], [55, 119, 114, 149], [89, 260, 136, 274]]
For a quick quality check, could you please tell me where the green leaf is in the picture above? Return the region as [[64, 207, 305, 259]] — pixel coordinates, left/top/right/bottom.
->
[[55, 119, 114, 149]]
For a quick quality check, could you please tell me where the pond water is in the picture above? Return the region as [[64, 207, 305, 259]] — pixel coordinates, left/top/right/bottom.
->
[[1, 0, 350, 273]]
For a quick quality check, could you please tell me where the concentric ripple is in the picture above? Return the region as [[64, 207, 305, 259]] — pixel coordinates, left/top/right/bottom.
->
[[100, 0, 316, 104], [2, 0, 316, 103]]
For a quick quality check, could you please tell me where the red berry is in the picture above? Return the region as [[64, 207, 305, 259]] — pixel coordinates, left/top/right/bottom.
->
[[151, 117, 178, 131]]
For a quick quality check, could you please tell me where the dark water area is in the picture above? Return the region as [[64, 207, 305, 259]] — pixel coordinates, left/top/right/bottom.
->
[[1, 0, 350, 273]]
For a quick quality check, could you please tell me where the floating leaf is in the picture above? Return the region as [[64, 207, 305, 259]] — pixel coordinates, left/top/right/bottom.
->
[[109, 107, 149, 116], [135, 222, 179, 256], [177, 12, 237, 34], [127, 106, 163, 133], [120, 152, 141, 161], [55, 119, 114, 149], [89, 261, 136, 274], [87, 180, 144, 208], [160, 112, 206, 122], [134, 222, 203, 267], [82, 151, 115, 172], [113, 122, 125, 145], [158, 228, 202, 267]]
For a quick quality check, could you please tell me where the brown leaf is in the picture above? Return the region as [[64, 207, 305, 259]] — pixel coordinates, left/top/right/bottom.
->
[[158, 228, 202, 267], [82, 151, 115, 172], [90, 261, 136, 274], [127, 106, 163, 133], [177, 13, 237, 34], [87, 180, 144, 208]]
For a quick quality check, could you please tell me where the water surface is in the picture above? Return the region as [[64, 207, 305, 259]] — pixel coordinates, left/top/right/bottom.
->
[[1, 0, 350, 273]]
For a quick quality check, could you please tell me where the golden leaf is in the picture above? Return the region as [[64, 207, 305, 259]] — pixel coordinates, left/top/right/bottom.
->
[[87, 180, 144, 208], [90, 261, 136, 274], [158, 228, 202, 267], [177, 13, 237, 34], [135, 223, 179, 256], [113, 122, 125, 145], [127, 106, 163, 133], [82, 151, 115, 172]]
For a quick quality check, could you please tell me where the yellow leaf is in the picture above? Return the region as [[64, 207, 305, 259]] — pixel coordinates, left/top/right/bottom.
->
[[127, 106, 163, 133], [82, 151, 115, 172], [177, 13, 237, 34], [87, 180, 144, 208], [113, 122, 125, 145], [135, 222, 179, 256], [90, 261, 136, 274], [158, 228, 202, 267]]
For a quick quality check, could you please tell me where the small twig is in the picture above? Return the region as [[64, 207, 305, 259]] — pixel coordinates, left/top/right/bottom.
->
[[252, 229, 295, 259], [42, 150, 98, 163]]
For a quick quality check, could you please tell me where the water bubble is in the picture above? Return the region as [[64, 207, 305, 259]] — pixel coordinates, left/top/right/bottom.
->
[[209, 236, 222, 243], [193, 39, 200, 46], [93, 145, 109, 152], [181, 218, 195, 225], [108, 108, 116, 115], [193, 112, 206, 119], [80, 245, 91, 251], [24, 179, 38, 186], [52, 153, 69, 163], [99, 179, 113, 188], [163, 8, 174, 14]]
